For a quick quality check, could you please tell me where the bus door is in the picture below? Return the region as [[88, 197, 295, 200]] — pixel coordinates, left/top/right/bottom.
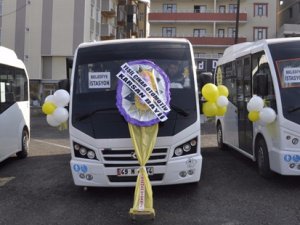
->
[[236, 56, 253, 154]]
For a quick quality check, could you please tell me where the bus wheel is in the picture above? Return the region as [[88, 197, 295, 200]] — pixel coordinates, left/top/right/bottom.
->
[[255, 137, 272, 178], [17, 129, 29, 159], [217, 123, 225, 150]]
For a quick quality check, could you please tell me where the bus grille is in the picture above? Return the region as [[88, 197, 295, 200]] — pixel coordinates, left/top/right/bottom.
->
[[102, 148, 168, 166], [108, 174, 164, 182]]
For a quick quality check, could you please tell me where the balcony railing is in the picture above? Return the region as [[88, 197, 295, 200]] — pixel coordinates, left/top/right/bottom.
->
[[149, 35, 247, 46], [101, 24, 116, 40], [149, 11, 247, 23], [101, 0, 116, 16]]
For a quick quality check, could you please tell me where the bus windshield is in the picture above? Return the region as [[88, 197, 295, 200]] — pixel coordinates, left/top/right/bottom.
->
[[269, 41, 300, 125], [72, 41, 197, 139]]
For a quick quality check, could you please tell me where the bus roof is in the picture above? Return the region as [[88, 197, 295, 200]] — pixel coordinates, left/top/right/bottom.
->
[[0, 46, 26, 69], [77, 38, 192, 49], [218, 37, 300, 65]]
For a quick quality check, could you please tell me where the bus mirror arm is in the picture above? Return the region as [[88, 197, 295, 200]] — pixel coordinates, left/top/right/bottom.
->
[[58, 79, 70, 92]]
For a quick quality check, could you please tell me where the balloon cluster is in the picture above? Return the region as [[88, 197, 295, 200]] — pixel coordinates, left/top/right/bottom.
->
[[201, 83, 229, 117], [247, 95, 276, 124], [42, 89, 70, 127]]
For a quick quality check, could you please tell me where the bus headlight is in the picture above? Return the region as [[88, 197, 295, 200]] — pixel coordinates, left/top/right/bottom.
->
[[73, 142, 98, 160], [79, 147, 87, 156], [172, 137, 198, 158], [174, 147, 183, 156], [183, 143, 191, 152], [87, 150, 96, 159]]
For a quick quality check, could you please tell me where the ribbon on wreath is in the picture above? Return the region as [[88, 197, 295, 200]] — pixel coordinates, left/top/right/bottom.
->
[[116, 60, 170, 218]]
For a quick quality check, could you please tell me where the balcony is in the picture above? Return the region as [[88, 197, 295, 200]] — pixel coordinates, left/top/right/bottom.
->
[[149, 35, 247, 47], [149, 11, 247, 23], [186, 36, 247, 47], [101, 24, 116, 40], [101, 0, 116, 17]]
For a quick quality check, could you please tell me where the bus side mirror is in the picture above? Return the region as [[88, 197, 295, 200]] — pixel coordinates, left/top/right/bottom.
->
[[58, 79, 70, 92], [256, 73, 268, 96], [197, 72, 213, 116], [197, 72, 213, 90]]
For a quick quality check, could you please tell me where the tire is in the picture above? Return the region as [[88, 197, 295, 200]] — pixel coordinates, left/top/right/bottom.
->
[[255, 137, 273, 178], [216, 123, 225, 150], [16, 129, 29, 159]]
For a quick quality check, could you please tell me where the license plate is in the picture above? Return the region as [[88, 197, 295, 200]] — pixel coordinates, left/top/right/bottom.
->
[[117, 167, 154, 176]]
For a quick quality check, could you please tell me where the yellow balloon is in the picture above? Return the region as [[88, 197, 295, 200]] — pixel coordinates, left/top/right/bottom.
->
[[203, 102, 217, 117], [248, 111, 260, 122], [217, 85, 229, 97], [216, 106, 227, 116], [42, 102, 57, 115], [202, 83, 219, 102]]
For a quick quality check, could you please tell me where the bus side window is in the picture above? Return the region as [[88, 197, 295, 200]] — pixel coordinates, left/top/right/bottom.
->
[[253, 62, 277, 111]]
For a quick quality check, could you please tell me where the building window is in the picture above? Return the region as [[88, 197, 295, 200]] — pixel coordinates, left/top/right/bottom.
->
[[254, 27, 267, 40], [91, 0, 95, 18], [0, 0, 2, 16], [194, 5, 207, 13], [254, 3, 268, 16], [219, 5, 226, 13], [218, 29, 225, 37], [229, 4, 237, 13], [163, 4, 176, 13], [193, 29, 206, 37], [289, 7, 293, 18], [162, 27, 176, 37], [228, 27, 236, 38]]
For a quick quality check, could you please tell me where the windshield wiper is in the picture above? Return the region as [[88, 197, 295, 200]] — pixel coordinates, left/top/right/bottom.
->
[[170, 104, 189, 117], [76, 107, 119, 121], [288, 106, 300, 113]]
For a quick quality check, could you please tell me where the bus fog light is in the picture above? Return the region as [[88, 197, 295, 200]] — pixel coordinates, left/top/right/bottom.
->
[[187, 169, 194, 175], [87, 150, 95, 159], [79, 173, 85, 179], [79, 147, 87, 156], [183, 143, 191, 152], [290, 163, 295, 169], [86, 174, 93, 180], [292, 138, 299, 145], [74, 144, 80, 151], [179, 171, 187, 177], [190, 139, 197, 146], [175, 147, 183, 156]]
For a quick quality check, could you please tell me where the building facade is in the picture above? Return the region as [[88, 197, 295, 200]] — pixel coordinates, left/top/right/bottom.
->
[[0, 0, 148, 106], [149, 0, 277, 74], [277, 0, 300, 37]]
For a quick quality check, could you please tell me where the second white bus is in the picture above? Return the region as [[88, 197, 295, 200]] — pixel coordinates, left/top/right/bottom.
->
[[215, 37, 300, 177], [0, 46, 30, 163]]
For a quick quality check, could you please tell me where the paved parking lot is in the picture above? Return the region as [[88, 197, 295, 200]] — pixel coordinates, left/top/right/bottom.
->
[[0, 114, 300, 225]]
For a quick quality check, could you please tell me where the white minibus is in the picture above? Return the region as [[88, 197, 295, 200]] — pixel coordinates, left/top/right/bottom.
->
[[69, 38, 202, 187], [215, 37, 300, 177], [0, 46, 30, 163]]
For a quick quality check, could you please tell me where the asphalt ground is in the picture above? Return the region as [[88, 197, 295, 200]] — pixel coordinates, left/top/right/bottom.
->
[[0, 113, 300, 225]]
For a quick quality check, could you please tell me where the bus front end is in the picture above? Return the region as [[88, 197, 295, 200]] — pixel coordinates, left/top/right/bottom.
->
[[69, 39, 202, 187]]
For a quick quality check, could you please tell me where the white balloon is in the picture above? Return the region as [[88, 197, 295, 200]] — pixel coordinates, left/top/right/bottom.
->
[[216, 96, 229, 107], [46, 114, 61, 127], [259, 107, 276, 124], [52, 107, 69, 123], [45, 95, 55, 103], [247, 95, 264, 112], [53, 89, 70, 107]]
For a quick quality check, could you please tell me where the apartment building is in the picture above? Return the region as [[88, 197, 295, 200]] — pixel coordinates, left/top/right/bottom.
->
[[277, 0, 300, 37], [149, 0, 277, 74], [0, 0, 148, 106]]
